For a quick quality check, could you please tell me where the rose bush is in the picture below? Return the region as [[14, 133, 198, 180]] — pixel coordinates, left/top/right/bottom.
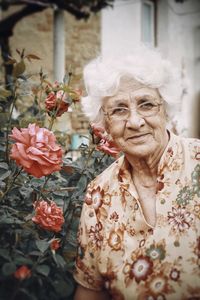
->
[[0, 49, 115, 300]]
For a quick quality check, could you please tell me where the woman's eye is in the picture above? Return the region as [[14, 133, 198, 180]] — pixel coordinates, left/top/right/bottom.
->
[[139, 102, 155, 110], [111, 107, 127, 115]]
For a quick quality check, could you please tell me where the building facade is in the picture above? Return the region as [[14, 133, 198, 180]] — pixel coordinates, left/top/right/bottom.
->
[[101, 0, 200, 138]]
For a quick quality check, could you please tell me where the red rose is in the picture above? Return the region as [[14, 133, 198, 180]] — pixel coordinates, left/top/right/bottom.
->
[[14, 265, 31, 280], [32, 200, 64, 232], [50, 239, 60, 251], [10, 123, 63, 178], [45, 90, 69, 117]]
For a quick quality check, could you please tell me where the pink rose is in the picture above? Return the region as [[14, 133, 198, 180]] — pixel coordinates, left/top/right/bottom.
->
[[14, 265, 31, 280], [32, 200, 64, 232], [91, 124, 105, 140], [10, 123, 63, 178], [45, 90, 69, 117], [97, 139, 120, 158], [91, 123, 120, 158]]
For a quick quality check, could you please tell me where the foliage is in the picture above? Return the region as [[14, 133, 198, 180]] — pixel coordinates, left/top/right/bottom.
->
[[0, 50, 114, 300]]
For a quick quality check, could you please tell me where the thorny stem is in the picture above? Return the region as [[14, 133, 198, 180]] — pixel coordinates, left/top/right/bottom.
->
[[37, 175, 51, 201], [46, 187, 76, 192], [98, 152, 106, 165], [37, 78, 44, 113], [1, 205, 21, 214], [80, 146, 95, 176], [48, 115, 56, 131], [0, 167, 23, 201], [5, 86, 17, 163], [47, 89, 66, 131]]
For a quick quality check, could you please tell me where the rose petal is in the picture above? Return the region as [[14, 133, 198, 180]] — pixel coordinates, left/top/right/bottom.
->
[[10, 127, 30, 145]]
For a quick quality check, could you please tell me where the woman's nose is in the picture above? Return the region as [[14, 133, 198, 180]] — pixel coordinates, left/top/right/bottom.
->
[[125, 110, 145, 129]]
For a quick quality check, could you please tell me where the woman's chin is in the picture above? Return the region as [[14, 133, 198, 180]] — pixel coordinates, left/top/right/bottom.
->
[[123, 142, 158, 159]]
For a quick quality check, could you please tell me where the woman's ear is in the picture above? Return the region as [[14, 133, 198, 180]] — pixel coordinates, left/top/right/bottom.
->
[[162, 101, 169, 122]]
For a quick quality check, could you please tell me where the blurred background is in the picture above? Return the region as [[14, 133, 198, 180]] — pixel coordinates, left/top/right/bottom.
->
[[0, 0, 200, 155]]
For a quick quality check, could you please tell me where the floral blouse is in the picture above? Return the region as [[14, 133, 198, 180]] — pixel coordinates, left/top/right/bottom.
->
[[73, 132, 200, 300]]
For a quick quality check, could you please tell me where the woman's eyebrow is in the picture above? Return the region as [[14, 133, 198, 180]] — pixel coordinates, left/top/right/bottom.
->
[[107, 98, 129, 107], [134, 94, 156, 100]]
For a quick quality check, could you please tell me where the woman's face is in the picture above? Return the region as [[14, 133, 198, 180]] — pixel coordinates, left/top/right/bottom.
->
[[102, 78, 168, 160]]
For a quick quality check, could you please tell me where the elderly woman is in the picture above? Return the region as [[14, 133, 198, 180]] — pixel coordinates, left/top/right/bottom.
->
[[73, 47, 200, 300]]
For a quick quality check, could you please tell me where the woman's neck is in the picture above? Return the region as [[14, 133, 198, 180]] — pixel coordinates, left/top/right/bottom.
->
[[126, 138, 168, 186]]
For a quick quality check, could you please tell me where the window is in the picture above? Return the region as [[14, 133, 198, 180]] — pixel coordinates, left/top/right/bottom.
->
[[141, 0, 156, 46]]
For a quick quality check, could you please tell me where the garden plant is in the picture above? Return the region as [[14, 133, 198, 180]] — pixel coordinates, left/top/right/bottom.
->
[[0, 50, 117, 300]]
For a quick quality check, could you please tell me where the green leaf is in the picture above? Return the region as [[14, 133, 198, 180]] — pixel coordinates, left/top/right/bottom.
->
[[0, 215, 24, 225], [35, 240, 49, 253], [19, 186, 33, 199], [14, 256, 33, 265], [29, 251, 41, 256], [0, 170, 11, 181], [77, 175, 88, 193], [54, 254, 66, 268], [52, 190, 67, 197], [52, 277, 74, 297], [12, 60, 26, 77], [0, 180, 6, 189], [36, 264, 50, 277], [2, 262, 16, 276], [0, 249, 11, 262], [0, 162, 9, 170]]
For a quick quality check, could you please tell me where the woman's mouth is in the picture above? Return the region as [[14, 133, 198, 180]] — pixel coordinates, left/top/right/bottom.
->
[[126, 133, 150, 142]]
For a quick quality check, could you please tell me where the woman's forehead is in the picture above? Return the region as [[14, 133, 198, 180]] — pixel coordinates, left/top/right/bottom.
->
[[102, 78, 160, 107]]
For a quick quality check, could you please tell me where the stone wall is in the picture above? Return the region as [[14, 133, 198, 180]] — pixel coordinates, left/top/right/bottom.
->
[[3, 6, 100, 80]]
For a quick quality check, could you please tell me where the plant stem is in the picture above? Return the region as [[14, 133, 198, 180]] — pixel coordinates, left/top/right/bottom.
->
[[47, 88, 66, 131], [98, 152, 106, 165], [0, 167, 22, 201], [5, 87, 17, 163], [37, 175, 50, 200], [48, 115, 56, 131], [80, 146, 95, 176]]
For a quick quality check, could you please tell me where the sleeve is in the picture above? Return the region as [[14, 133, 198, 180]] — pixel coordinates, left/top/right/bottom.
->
[[73, 192, 105, 291]]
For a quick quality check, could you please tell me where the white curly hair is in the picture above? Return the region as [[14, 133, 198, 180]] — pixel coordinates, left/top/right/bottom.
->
[[81, 46, 183, 126]]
